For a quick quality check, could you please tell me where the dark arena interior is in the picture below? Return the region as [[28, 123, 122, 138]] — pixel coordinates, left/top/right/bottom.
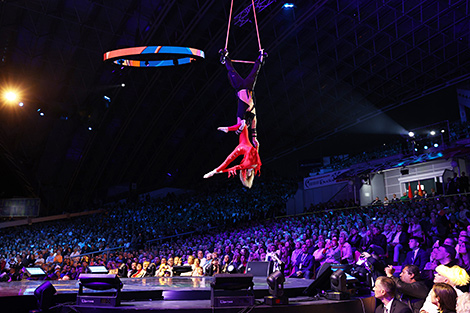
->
[[1, 1, 470, 313]]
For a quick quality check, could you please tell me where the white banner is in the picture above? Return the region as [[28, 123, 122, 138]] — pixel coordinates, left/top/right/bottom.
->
[[304, 170, 347, 190]]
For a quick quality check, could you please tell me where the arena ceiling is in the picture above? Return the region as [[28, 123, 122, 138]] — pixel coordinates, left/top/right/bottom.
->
[[0, 0, 469, 213]]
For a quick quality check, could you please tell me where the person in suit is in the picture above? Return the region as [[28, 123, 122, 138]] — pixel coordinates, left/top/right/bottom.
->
[[404, 237, 428, 271], [390, 224, 409, 265], [290, 244, 314, 279], [385, 265, 430, 313], [374, 276, 412, 313]]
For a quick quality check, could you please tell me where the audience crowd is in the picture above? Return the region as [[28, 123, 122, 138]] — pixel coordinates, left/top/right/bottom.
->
[[2, 175, 470, 313]]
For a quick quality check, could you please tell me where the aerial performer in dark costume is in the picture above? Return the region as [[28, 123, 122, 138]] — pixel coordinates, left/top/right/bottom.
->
[[203, 0, 266, 188]]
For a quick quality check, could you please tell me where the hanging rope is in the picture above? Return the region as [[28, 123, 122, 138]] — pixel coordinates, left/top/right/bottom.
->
[[224, 0, 262, 63], [251, 0, 262, 51], [224, 0, 234, 50]]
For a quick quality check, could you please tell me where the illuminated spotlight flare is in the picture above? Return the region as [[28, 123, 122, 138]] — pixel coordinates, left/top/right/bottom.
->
[[283, 3, 295, 9], [39, 112, 45, 116], [18, 102, 24, 107], [4, 91, 18, 102], [408, 131, 415, 137], [434, 143, 439, 148], [121, 83, 125, 87], [430, 130, 436, 136], [88, 127, 92, 131], [424, 145, 428, 150], [441, 129, 445, 133]]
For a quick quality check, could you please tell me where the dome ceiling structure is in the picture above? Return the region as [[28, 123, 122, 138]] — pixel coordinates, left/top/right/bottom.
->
[[0, 0, 469, 213]]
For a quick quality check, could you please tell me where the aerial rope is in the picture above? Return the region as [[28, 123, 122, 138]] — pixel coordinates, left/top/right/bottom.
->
[[224, 0, 262, 64]]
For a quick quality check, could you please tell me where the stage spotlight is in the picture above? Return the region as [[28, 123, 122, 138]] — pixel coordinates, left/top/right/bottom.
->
[[424, 145, 428, 150], [430, 130, 436, 136], [282, 3, 295, 9], [265, 270, 288, 305], [104, 95, 111, 102], [121, 83, 125, 87], [267, 271, 284, 297], [434, 143, 439, 148], [88, 127, 92, 131], [19, 102, 24, 107], [39, 112, 45, 116], [34, 281, 56, 311], [441, 129, 445, 133], [414, 148, 418, 152], [408, 131, 415, 137], [3, 91, 18, 102]]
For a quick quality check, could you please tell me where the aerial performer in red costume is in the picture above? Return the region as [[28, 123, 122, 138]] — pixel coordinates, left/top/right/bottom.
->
[[203, 112, 261, 188], [204, 0, 267, 188]]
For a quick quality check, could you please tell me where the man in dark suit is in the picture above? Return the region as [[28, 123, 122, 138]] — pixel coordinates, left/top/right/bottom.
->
[[290, 244, 314, 279], [385, 265, 429, 313], [373, 276, 412, 313], [403, 237, 428, 271]]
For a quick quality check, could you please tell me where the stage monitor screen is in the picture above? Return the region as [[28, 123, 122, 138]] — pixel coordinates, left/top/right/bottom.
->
[[88, 266, 108, 274], [25, 267, 46, 276]]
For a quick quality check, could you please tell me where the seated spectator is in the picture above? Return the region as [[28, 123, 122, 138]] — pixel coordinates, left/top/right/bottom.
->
[[131, 263, 145, 278], [404, 237, 428, 271], [435, 245, 458, 268], [390, 224, 408, 265], [290, 244, 314, 279], [373, 276, 412, 313], [408, 217, 423, 238], [457, 237, 470, 273], [206, 258, 221, 276], [420, 265, 470, 313], [191, 258, 204, 277], [385, 265, 429, 313], [370, 226, 388, 257], [221, 255, 231, 273], [371, 197, 382, 206], [430, 283, 457, 313], [336, 231, 353, 264]]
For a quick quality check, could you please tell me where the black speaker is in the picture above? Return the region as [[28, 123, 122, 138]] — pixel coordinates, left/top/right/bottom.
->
[[34, 281, 56, 311], [77, 274, 122, 307], [211, 274, 255, 307], [245, 261, 274, 277], [303, 263, 333, 296]]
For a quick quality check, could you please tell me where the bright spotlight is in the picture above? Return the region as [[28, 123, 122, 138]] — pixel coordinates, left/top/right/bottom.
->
[[414, 148, 418, 152], [408, 131, 415, 137], [441, 129, 445, 133], [39, 112, 45, 116], [88, 127, 92, 131], [424, 145, 428, 150], [4, 91, 18, 102], [430, 130, 436, 136], [434, 143, 439, 148], [121, 83, 125, 87], [282, 3, 295, 9], [18, 102, 24, 107]]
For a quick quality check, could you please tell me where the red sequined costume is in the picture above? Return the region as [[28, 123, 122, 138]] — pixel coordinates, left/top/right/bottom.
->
[[204, 121, 261, 180]]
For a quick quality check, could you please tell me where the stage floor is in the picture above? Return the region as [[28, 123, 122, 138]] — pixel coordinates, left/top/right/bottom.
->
[[0, 276, 312, 298], [0, 276, 376, 313]]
